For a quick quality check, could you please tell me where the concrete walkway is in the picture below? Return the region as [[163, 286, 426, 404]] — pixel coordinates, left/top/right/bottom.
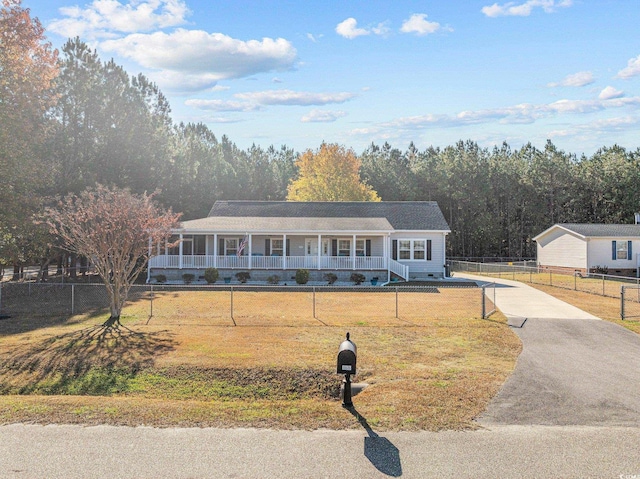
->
[[2, 275, 640, 478]]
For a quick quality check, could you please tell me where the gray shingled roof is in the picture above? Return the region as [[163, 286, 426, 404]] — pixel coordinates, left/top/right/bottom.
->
[[559, 223, 640, 238], [180, 216, 393, 233], [206, 201, 450, 231]]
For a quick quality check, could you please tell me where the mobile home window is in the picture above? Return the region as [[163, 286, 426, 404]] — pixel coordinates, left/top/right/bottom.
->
[[355, 239, 366, 256], [413, 240, 425, 260], [616, 241, 628, 260], [397, 239, 430, 261]]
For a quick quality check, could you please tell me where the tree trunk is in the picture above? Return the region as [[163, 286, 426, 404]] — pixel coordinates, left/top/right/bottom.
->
[[12, 264, 20, 281]]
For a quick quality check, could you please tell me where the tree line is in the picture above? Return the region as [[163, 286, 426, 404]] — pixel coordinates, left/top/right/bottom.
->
[[2, 0, 640, 276]]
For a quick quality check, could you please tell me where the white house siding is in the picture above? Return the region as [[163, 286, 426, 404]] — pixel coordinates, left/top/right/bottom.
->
[[537, 229, 587, 270], [390, 232, 446, 277], [587, 238, 638, 271]]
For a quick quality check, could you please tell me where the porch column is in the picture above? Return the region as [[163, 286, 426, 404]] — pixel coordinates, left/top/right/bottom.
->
[[248, 234, 252, 269], [352, 234, 356, 270], [213, 234, 218, 268], [283, 234, 287, 270], [317, 235, 321, 270], [178, 233, 183, 269]]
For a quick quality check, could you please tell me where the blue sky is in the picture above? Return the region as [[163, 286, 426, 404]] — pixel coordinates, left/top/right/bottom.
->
[[23, 0, 640, 155]]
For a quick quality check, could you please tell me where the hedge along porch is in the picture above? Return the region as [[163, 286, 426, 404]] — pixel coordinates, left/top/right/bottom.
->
[[147, 201, 451, 283]]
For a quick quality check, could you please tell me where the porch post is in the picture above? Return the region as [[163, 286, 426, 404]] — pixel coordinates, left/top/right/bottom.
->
[[248, 234, 252, 269], [179, 233, 183, 269], [283, 234, 287, 270], [317, 235, 321, 270], [213, 234, 218, 268], [352, 234, 356, 270]]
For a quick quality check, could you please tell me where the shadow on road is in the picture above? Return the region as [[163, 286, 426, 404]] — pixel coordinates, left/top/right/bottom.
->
[[347, 407, 402, 477]]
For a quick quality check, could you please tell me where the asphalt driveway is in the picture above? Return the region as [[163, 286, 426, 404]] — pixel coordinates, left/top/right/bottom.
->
[[458, 273, 640, 427]]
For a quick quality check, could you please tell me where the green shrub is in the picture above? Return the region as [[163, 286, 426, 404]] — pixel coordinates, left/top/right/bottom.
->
[[154, 274, 166, 284], [324, 272, 337, 285], [204, 267, 219, 284], [267, 275, 280, 285], [295, 269, 309, 285], [350, 273, 365, 285], [235, 271, 251, 283], [182, 273, 195, 284]]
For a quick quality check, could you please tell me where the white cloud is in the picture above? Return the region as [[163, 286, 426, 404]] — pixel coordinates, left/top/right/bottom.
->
[[48, 0, 190, 39], [617, 54, 640, 79], [348, 95, 640, 137], [101, 29, 297, 91], [548, 116, 639, 139], [301, 110, 347, 123], [184, 99, 260, 112], [336, 18, 370, 39], [306, 33, 323, 43], [547, 71, 594, 88], [482, 0, 573, 17], [599, 86, 624, 100], [400, 14, 449, 36], [234, 90, 356, 106], [335, 18, 388, 39]]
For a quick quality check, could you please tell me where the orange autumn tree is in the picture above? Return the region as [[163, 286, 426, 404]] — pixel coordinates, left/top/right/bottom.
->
[[44, 185, 181, 329], [287, 143, 380, 201]]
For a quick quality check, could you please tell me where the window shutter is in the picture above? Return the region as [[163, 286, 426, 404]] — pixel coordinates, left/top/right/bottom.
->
[[612, 241, 617, 260], [219, 238, 225, 256], [366, 239, 371, 257], [629, 241, 633, 260], [265, 239, 270, 256], [286, 239, 290, 256], [427, 240, 432, 261], [392, 240, 398, 261], [332, 239, 338, 257]]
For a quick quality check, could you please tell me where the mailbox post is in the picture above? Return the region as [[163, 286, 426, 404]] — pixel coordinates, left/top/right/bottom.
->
[[337, 332, 357, 408]]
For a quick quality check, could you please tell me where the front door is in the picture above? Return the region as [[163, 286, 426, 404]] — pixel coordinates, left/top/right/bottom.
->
[[306, 238, 329, 256]]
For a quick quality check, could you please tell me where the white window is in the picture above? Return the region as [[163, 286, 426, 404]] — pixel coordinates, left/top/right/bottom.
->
[[397, 239, 431, 261], [355, 239, 366, 256], [399, 240, 411, 260], [616, 241, 628, 260], [225, 239, 237, 256], [271, 239, 284, 256], [338, 239, 351, 256]]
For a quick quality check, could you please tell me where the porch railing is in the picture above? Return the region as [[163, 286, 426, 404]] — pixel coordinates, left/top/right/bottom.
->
[[149, 255, 388, 271], [389, 259, 409, 280]]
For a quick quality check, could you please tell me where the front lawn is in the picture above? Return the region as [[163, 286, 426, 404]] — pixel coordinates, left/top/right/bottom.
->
[[0, 291, 520, 431]]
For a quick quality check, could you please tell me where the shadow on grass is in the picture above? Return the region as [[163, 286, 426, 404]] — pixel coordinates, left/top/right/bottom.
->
[[1, 324, 176, 395], [347, 406, 402, 477]]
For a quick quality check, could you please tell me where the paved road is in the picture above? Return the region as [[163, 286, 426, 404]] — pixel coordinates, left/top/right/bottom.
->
[[1, 423, 640, 478], [2, 275, 640, 478]]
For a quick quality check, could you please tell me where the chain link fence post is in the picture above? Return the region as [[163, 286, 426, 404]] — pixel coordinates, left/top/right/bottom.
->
[[312, 286, 316, 319], [395, 286, 399, 319], [621, 285, 625, 320], [482, 286, 486, 319]]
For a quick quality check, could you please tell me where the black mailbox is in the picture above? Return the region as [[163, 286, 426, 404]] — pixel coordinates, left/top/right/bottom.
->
[[337, 332, 357, 375]]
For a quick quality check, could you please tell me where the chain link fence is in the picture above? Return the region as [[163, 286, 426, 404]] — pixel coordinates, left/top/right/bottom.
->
[[0, 282, 497, 323], [450, 260, 640, 320]]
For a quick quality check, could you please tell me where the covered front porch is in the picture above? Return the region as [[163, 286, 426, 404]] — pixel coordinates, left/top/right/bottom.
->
[[148, 233, 409, 279]]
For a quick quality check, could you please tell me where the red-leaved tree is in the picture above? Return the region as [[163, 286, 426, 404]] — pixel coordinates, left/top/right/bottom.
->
[[43, 185, 181, 328]]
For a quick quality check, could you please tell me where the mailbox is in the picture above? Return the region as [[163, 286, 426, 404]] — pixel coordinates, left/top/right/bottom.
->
[[337, 332, 357, 375]]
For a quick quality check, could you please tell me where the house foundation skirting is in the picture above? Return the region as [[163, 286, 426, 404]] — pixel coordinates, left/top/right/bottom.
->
[[149, 269, 387, 284]]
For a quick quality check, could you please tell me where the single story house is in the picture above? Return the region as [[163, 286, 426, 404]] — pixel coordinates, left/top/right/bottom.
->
[[533, 223, 640, 276], [147, 200, 451, 283]]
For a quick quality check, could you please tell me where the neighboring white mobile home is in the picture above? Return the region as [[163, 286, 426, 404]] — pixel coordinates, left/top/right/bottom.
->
[[534, 223, 640, 276]]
